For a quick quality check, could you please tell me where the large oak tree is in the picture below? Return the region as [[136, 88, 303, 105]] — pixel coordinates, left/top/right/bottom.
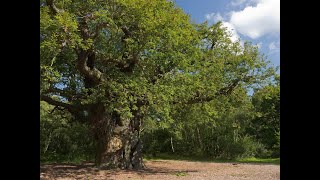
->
[[40, 0, 275, 169]]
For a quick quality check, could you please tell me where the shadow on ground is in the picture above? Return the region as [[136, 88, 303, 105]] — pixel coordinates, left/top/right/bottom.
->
[[40, 162, 198, 180]]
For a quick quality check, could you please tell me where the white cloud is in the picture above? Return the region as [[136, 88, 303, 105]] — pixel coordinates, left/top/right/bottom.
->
[[229, 0, 280, 39], [221, 22, 240, 43], [205, 12, 224, 23], [268, 41, 280, 54], [268, 42, 277, 50], [230, 0, 249, 6], [229, 0, 259, 7], [257, 42, 263, 49], [205, 13, 241, 44]]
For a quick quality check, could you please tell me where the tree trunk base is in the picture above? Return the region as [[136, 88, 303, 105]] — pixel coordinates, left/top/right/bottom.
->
[[95, 129, 145, 169], [90, 104, 145, 169], [96, 138, 145, 169]]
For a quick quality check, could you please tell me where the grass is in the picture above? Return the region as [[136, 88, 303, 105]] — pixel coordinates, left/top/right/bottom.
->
[[173, 172, 188, 176], [237, 157, 280, 164], [144, 153, 280, 165], [144, 153, 209, 162], [40, 155, 94, 165], [41, 153, 280, 166]]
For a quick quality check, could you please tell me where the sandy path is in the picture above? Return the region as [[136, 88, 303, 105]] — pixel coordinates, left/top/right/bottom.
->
[[40, 160, 280, 180]]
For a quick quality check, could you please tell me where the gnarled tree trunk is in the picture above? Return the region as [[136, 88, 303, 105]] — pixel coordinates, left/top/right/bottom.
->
[[89, 103, 144, 169]]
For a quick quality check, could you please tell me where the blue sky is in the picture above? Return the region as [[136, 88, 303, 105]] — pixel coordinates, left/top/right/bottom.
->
[[174, 0, 280, 68]]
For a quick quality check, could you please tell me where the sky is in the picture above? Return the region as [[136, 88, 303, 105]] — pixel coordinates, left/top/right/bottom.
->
[[174, 0, 280, 68]]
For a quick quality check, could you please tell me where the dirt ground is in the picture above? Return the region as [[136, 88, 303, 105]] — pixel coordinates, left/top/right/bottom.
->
[[40, 160, 280, 180]]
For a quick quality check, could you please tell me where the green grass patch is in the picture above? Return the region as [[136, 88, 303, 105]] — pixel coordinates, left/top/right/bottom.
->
[[173, 172, 188, 176], [40, 155, 94, 165], [144, 153, 279, 165], [236, 157, 280, 164], [144, 153, 209, 162]]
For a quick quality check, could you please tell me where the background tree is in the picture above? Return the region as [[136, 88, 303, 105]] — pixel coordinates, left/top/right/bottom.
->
[[247, 76, 280, 157], [40, 101, 95, 162]]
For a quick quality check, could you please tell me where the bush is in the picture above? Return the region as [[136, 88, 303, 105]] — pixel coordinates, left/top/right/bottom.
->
[[40, 115, 95, 162], [239, 136, 265, 158], [209, 135, 269, 159], [142, 129, 173, 155]]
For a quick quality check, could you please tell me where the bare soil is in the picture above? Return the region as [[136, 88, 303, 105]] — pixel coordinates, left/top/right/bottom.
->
[[40, 160, 280, 180]]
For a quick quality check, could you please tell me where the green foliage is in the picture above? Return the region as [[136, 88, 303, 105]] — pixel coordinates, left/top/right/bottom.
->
[[40, 101, 95, 163], [142, 84, 279, 159], [249, 82, 280, 157]]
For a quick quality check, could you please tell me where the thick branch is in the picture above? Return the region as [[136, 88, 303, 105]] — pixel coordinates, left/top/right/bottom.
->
[[46, 0, 63, 15], [42, 95, 89, 123], [77, 50, 105, 86], [210, 41, 216, 50], [76, 18, 105, 85], [45, 86, 83, 101], [121, 26, 131, 40], [93, 22, 110, 39], [79, 18, 91, 40], [41, 95, 83, 114], [151, 63, 175, 84], [177, 75, 254, 105], [117, 26, 141, 73], [184, 95, 214, 105], [185, 83, 238, 104]]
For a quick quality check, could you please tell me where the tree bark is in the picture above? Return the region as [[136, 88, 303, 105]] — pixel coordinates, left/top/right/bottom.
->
[[170, 137, 175, 153], [89, 103, 144, 169], [197, 127, 203, 150], [74, 45, 145, 169]]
